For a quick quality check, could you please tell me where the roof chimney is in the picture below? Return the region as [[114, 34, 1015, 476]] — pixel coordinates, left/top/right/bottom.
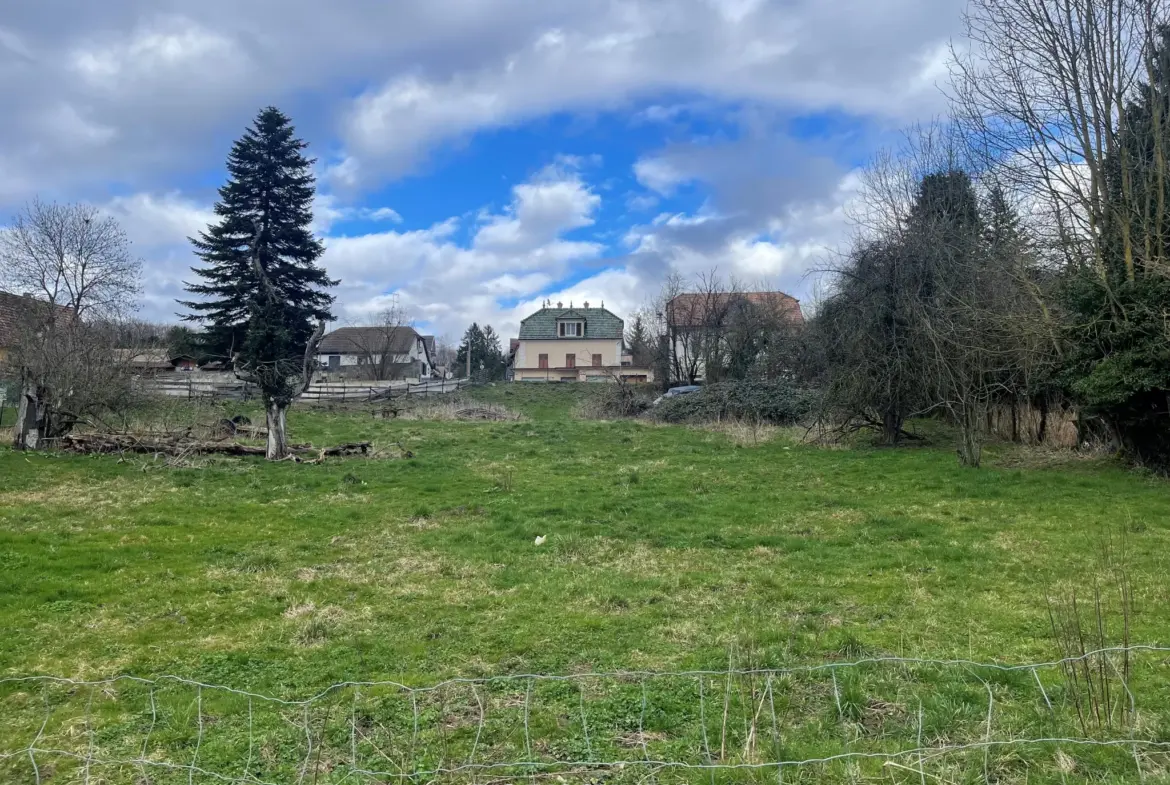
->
[[583, 300, 590, 309]]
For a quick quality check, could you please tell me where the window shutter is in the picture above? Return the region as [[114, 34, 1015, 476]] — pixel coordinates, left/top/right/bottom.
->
[[592, 354, 602, 367], [539, 354, 548, 369], [566, 354, 575, 368]]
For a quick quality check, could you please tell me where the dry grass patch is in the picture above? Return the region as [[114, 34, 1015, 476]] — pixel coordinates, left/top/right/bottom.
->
[[700, 419, 782, 446], [283, 601, 316, 619], [398, 400, 523, 422], [0, 478, 168, 510], [992, 443, 1117, 470]]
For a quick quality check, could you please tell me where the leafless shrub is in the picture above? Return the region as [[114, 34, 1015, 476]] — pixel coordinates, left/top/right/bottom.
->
[[1047, 540, 1136, 734]]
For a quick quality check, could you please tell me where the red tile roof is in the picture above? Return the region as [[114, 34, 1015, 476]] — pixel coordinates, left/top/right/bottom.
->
[[666, 291, 803, 328], [0, 290, 75, 348]]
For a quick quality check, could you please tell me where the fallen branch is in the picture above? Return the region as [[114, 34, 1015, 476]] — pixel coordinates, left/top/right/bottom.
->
[[59, 433, 373, 461]]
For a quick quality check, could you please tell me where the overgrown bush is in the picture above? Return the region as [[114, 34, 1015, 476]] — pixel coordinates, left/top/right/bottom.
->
[[651, 379, 818, 425], [579, 382, 654, 419]]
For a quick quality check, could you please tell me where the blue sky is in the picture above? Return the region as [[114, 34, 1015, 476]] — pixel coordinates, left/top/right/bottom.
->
[[0, 0, 964, 342]]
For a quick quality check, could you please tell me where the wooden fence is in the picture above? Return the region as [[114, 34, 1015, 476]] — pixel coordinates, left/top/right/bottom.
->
[[138, 375, 468, 403]]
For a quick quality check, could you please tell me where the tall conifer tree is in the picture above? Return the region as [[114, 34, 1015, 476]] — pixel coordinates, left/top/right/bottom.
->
[[182, 107, 334, 358], [182, 107, 336, 458]]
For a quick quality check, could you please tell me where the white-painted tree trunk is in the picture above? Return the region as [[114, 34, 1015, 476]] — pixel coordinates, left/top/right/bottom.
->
[[266, 402, 290, 460]]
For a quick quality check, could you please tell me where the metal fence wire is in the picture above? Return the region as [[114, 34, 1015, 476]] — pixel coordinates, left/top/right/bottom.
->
[[2, 646, 1170, 784]]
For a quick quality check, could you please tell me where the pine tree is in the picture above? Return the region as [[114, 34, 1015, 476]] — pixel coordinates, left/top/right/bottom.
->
[[182, 107, 336, 459], [454, 323, 507, 381], [625, 315, 652, 367], [181, 107, 335, 358]]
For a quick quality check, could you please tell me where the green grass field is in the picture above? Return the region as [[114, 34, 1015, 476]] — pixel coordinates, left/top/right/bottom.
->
[[1, 386, 1169, 783]]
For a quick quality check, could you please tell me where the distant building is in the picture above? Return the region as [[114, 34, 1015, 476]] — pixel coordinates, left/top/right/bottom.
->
[[665, 291, 803, 382], [0, 290, 73, 366], [511, 302, 653, 383], [113, 350, 199, 374], [316, 326, 434, 380]]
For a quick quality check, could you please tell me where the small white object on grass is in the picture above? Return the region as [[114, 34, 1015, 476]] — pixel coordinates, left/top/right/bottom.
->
[[534, 535, 547, 546]]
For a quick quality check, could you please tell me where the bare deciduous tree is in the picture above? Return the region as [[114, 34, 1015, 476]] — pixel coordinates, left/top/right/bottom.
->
[[952, 0, 1170, 467], [1, 200, 143, 449], [0, 199, 141, 318], [659, 269, 801, 385], [6, 311, 141, 447], [340, 298, 415, 381], [952, 0, 1165, 279]]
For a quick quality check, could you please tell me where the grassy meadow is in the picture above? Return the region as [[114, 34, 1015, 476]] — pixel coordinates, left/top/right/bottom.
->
[[1, 385, 1169, 783]]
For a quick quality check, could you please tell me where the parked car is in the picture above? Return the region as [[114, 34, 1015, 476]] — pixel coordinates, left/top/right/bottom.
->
[[652, 385, 702, 406]]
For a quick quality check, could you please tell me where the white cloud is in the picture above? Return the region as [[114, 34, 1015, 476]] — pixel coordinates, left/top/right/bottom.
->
[[634, 158, 689, 196], [102, 191, 214, 247], [0, 26, 34, 60], [320, 164, 604, 335], [314, 194, 404, 233], [0, 0, 966, 338], [328, 0, 962, 183], [474, 164, 600, 254], [39, 103, 118, 146], [71, 16, 242, 88]]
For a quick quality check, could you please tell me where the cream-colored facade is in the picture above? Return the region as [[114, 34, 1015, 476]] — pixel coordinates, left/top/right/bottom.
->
[[513, 338, 622, 381], [512, 339, 654, 382]]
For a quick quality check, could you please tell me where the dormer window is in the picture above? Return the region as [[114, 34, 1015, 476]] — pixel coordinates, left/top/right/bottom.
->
[[558, 321, 584, 338]]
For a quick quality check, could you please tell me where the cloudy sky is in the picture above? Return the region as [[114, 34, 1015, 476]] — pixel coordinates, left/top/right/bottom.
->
[[0, 0, 964, 342]]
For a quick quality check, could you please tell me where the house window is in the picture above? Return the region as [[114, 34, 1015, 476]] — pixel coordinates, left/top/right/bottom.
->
[[558, 321, 583, 337], [592, 353, 602, 367], [538, 353, 549, 369], [566, 354, 576, 369]]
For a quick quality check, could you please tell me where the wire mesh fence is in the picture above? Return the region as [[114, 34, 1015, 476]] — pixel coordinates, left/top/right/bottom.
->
[[2, 646, 1169, 784]]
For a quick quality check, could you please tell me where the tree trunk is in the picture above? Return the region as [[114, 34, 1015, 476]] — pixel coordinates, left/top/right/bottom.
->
[[1010, 397, 1020, 443], [957, 405, 983, 468], [1037, 396, 1049, 445], [266, 402, 290, 460], [12, 382, 40, 450], [881, 409, 903, 446]]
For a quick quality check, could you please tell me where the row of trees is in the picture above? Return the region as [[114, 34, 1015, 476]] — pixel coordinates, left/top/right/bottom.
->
[[623, 1, 1170, 472], [804, 0, 1170, 469], [810, 142, 1050, 466]]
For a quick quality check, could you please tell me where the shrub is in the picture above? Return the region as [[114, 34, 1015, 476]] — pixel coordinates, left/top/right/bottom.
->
[[651, 379, 817, 425], [579, 382, 654, 419]]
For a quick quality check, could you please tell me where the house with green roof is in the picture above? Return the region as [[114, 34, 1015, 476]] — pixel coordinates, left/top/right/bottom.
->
[[510, 301, 653, 383]]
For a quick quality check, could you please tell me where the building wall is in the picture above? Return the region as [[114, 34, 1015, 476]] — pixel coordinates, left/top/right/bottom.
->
[[513, 367, 602, 382], [315, 348, 425, 372], [671, 334, 708, 381], [514, 338, 622, 371], [513, 365, 655, 383]]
